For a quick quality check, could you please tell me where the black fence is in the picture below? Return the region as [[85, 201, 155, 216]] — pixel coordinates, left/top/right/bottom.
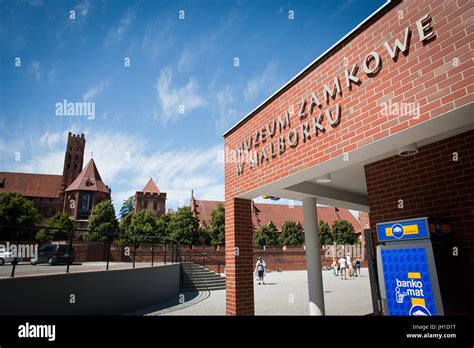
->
[[0, 225, 180, 278]]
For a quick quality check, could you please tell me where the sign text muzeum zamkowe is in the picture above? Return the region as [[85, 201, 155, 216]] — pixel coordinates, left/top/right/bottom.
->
[[233, 14, 436, 176]]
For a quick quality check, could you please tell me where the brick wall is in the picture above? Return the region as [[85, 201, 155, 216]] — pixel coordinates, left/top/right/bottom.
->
[[188, 245, 368, 273], [365, 130, 474, 310], [224, 0, 472, 199]]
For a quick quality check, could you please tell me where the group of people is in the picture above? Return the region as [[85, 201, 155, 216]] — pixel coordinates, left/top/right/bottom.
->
[[332, 253, 361, 280], [254, 254, 361, 284]]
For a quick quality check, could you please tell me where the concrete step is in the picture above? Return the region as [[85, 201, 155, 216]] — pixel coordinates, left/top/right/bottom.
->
[[180, 261, 226, 292]]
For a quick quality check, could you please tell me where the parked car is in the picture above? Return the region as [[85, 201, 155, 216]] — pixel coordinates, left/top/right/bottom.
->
[[0, 247, 17, 265], [30, 244, 75, 265]]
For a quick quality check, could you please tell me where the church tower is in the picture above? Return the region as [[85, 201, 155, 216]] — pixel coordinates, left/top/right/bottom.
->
[[61, 132, 85, 194]]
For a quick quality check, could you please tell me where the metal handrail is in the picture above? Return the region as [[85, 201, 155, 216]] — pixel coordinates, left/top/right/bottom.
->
[[180, 246, 225, 276]]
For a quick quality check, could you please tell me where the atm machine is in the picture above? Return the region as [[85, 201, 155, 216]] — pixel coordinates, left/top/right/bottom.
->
[[376, 217, 466, 316]]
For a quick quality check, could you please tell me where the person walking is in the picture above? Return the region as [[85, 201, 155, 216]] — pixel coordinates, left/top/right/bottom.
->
[[338, 256, 347, 280], [346, 253, 354, 277], [355, 258, 361, 277], [254, 257, 266, 285], [332, 260, 338, 276]]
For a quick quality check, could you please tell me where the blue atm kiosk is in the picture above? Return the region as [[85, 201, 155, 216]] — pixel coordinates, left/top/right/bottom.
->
[[376, 217, 447, 316]]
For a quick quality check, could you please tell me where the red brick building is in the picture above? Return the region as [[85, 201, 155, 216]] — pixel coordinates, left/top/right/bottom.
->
[[134, 178, 167, 217], [190, 192, 368, 239], [0, 133, 111, 226], [223, 0, 472, 315]]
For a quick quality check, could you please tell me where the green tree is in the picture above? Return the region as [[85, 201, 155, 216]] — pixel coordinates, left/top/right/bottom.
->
[[0, 192, 42, 239], [157, 212, 172, 237], [253, 222, 279, 247], [167, 206, 199, 246], [0, 192, 41, 226], [84, 200, 119, 241], [319, 220, 332, 246], [119, 196, 134, 219], [332, 219, 355, 245], [127, 209, 159, 242], [279, 221, 304, 246], [208, 203, 225, 246], [36, 212, 74, 241]]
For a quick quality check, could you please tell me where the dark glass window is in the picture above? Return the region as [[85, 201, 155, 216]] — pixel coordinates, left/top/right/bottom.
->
[[82, 193, 90, 211]]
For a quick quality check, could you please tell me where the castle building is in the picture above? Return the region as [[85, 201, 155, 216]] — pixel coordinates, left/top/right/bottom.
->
[[189, 191, 368, 240], [0, 132, 110, 225], [63, 158, 111, 225], [134, 178, 166, 217]]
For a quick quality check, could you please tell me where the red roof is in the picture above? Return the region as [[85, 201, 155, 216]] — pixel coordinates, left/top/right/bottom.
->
[[0, 172, 62, 198], [141, 178, 160, 194], [190, 198, 363, 233], [65, 159, 110, 193]]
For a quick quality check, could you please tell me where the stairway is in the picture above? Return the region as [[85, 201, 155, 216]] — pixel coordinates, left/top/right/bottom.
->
[[180, 262, 226, 291]]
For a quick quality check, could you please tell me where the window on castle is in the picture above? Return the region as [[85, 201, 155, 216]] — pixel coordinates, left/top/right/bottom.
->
[[153, 201, 158, 210], [68, 154, 71, 160], [74, 164, 77, 169], [82, 193, 90, 211], [144, 200, 148, 208], [67, 164, 70, 169], [75, 155, 78, 160]]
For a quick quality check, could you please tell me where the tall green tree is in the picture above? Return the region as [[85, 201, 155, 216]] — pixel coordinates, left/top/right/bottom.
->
[[84, 200, 119, 241], [279, 221, 304, 246], [119, 196, 134, 219], [208, 203, 225, 246], [36, 212, 74, 241], [318, 220, 332, 246], [332, 220, 355, 245], [167, 206, 199, 245], [253, 222, 279, 247], [127, 209, 159, 242], [157, 212, 172, 237], [0, 192, 42, 239], [0, 192, 42, 226]]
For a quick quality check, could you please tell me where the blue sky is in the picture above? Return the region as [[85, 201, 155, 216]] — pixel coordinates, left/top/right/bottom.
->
[[0, 0, 385, 214]]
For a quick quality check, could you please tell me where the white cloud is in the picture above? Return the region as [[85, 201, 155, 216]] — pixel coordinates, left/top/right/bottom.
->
[[39, 131, 62, 148], [215, 85, 238, 129], [105, 8, 135, 46], [154, 67, 206, 123], [83, 79, 110, 101], [177, 50, 194, 72], [76, 0, 91, 17], [29, 61, 42, 82], [0, 125, 224, 213], [243, 59, 279, 101], [140, 17, 174, 60]]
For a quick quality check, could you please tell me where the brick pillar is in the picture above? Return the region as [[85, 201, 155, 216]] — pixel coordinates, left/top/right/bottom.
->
[[225, 197, 254, 316]]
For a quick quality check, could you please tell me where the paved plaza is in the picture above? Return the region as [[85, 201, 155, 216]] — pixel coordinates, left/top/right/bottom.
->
[[137, 268, 373, 316]]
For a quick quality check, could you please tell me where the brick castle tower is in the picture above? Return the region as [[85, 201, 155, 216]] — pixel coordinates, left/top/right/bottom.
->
[[61, 132, 85, 195]]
